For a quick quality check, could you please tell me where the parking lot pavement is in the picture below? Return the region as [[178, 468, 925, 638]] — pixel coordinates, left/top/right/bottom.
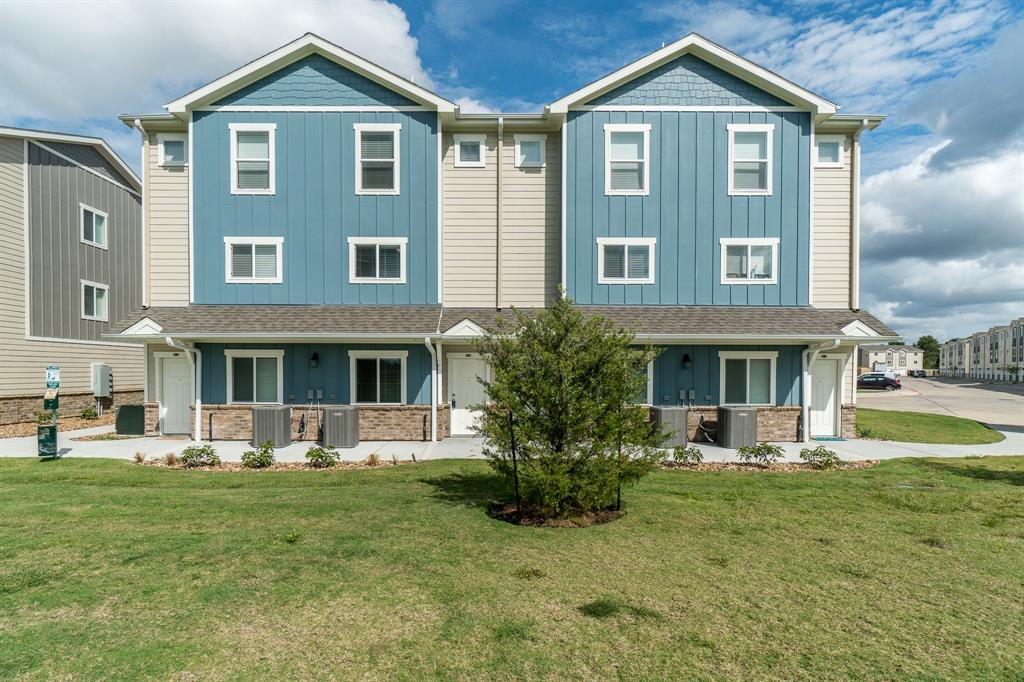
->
[[857, 376, 1024, 428]]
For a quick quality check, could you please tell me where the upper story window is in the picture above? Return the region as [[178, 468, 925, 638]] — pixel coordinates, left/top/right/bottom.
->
[[514, 134, 546, 168], [727, 123, 773, 195], [597, 238, 655, 284], [720, 238, 778, 284], [454, 134, 485, 168], [80, 203, 108, 249], [720, 351, 777, 406], [349, 350, 407, 404], [229, 123, 275, 194], [81, 280, 109, 321], [815, 135, 845, 168], [157, 133, 188, 167], [604, 124, 650, 195], [355, 123, 401, 195], [348, 237, 407, 284], [226, 349, 283, 404], [224, 236, 283, 283]]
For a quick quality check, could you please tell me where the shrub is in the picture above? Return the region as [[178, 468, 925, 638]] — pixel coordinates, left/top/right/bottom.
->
[[799, 445, 841, 470], [179, 444, 220, 468], [736, 442, 784, 466], [364, 452, 380, 467], [80, 406, 98, 420], [473, 291, 667, 518], [132, 451, 145, 464], [305, 444, 340, 469], [856, 424, 878, 439], [163, 451, 178, 466], [671, 444, 704, 465], [241, 441, 275, 469]]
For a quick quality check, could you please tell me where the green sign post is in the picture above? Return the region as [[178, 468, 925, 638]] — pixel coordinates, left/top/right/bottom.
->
[[38, 366, 59, 459]]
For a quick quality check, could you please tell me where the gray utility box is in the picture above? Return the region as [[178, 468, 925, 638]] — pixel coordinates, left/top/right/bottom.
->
[[716, 406, 758, 448], [252, 406, 292, 447], [324, 406, 359, 448], [653, 406, 688, 447]]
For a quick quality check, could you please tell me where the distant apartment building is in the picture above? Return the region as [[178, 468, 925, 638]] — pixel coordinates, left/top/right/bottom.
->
[[859, 344, 923, 376], [940, 317, 1024, 382]]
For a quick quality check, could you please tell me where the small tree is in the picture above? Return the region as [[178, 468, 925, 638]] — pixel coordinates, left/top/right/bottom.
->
[[916, 335, 940, 370], [472, 292, 666, 519]]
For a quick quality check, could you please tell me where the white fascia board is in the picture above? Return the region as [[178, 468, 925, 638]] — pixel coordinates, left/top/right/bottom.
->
[[548, 33, 836, 115], [165, 33, 456, 114], [121, 317, 164, 336], [441, 318, 487, 337]]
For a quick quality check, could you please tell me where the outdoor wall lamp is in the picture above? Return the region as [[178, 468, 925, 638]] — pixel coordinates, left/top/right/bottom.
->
[[682, 354, 692, 368], [310, 352, 319, 368]]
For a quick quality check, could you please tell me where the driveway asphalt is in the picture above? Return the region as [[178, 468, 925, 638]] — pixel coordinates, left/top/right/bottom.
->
[[857, 376, 1024, 430]]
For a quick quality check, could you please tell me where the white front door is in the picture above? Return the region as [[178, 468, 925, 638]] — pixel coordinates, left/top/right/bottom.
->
[[449, 355, 488, 436], [160, 356, 191, 434], [810, 359, 839, 437]]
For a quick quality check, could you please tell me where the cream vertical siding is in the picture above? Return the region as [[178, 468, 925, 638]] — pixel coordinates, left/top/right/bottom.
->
[[442, 132, 498, 306], [812, 133, 853, 309], [0, 136, 143, 397], [146, 130, 190, 306]]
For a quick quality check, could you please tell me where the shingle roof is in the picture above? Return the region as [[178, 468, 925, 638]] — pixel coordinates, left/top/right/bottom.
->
[[113, 305, 898, 339]]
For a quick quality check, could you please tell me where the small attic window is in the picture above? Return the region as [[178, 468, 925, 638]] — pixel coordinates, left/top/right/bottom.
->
[[454, 134, 485, 168]]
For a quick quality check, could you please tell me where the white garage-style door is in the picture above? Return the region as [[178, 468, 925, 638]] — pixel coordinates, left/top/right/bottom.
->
[[810, 358, 839, 437], [160, 355, 191, 434], [448, 354, 488, 436]]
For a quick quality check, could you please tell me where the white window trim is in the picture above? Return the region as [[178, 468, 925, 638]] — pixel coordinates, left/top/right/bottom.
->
[[79, 203, 108, 250], [229, 122, 276, 195], [719, 237, 779, 285], [815, 134, 845, 168], [513, 133, 547, 168], [348, 350, 409, 405], [453, 133, 486, 168], [727, 123, 774, 196], [347, 236, 408, 284], [718, 350, 778, 406], [157, 133, 188, 167], [225, 349, 284, 405], [596, 237, 656, 284], [80, 279, 109, 322], [604, 123, 650, 196], [354, 122, 401, 195], [223, 236, 284, 284]]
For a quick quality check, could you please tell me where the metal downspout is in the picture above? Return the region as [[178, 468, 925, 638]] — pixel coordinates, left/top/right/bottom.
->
[[165, 336, 202, 443], [850, 118, 868, 311], [496, 116, 504, 309], [133, 118, 148, 308], [801, 339, 840, 443], [424, 337, 437, 442]]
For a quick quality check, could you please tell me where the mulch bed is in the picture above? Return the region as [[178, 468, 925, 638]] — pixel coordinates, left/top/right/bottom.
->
[[662, 460, 879, 472], [137, 459, 415, 472], [0, 412, 115, 438], [488, 502, 625, 527]]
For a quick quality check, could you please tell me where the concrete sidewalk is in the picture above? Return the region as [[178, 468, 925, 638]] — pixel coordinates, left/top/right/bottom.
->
[[0, 425, 1019, 462]]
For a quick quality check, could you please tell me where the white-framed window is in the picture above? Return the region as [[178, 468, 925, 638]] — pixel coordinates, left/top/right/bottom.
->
[[80, 203, 108, 249], [720, 237, 778, 284], [229, 123, 275, 194], [355, 123, 400, 195], [727, 123, 773, 195], [604, 123, 650, 195], [225, 349, 283, 404], [80, 279, 109, 321], [156, 133, 188, 167], [815, 134, 845, 168], [514, 134, 546, 168], [597, 237, 655, 284], [224, 236, 283, 283], [453, 133, 485, 168], [348, 237, 407, 284], [349, 350, 407, 404], [719, 351, 777, 406]]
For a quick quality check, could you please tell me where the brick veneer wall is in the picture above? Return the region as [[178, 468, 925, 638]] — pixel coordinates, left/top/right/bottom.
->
[[841, 405, 856, 439], [187, 403, 450, 442], [0, 390, 144, 426], [144, 402, 160, 436]]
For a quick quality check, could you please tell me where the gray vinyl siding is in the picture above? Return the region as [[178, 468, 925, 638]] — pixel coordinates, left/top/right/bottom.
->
[[27, 141, 142, 341]]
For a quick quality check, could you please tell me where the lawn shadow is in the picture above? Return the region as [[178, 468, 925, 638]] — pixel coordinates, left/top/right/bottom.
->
[[420, 471, 509, 509], [914, 459, 1024, 486], [579, 597, 661, 620]]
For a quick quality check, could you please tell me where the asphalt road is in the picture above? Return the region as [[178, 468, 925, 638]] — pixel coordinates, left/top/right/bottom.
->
[[857, 376, 1024, 429]]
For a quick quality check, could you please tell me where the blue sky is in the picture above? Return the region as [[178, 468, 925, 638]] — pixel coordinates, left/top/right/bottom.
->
[[0, 0, 1021, 341]]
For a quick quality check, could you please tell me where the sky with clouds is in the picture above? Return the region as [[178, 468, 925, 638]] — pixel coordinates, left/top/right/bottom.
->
[[0, 0, 1020, 342]]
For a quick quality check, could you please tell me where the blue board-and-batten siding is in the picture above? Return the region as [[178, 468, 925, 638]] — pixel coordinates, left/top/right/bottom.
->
[[199, 343, 433, 405], [566, 110, 810, 306], [652, 345, 803, 407], [192, 110, 438, 305]]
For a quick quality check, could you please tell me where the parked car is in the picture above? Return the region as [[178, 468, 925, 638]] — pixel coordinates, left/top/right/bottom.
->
[[858, 373, 902, 391], [908, 369, 927, 378]]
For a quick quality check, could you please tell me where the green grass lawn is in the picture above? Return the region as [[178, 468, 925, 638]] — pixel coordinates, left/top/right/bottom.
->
[[856, 408, 1006, 444], [2, 457, 1023, 680]]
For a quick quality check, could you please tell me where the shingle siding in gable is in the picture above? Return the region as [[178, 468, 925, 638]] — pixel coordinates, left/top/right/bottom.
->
[[213, 54, 419, 107], [587, 54, 790, 107]]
